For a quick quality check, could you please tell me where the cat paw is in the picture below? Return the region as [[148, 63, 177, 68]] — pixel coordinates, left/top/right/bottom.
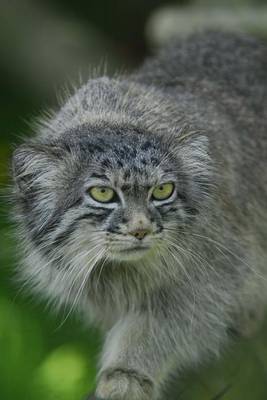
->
[[96, 369, 155, 400]]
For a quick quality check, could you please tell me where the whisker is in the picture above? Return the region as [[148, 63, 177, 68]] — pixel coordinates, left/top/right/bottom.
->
[[190, 233, 267, 282], [55, 247, 106, 330]]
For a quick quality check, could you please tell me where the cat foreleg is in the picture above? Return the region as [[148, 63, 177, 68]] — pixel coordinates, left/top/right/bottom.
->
[[95, 313, 178, 400]]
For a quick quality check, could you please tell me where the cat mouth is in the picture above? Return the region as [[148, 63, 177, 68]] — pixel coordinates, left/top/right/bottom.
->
[[109, 244, 152, 261], [118, 245, 150, 253]]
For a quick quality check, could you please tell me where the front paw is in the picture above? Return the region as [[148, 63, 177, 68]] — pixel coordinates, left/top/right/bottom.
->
[[96, 369, 155, 400]]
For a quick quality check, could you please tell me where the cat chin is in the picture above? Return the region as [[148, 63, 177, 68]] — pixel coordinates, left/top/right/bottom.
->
[[108, 247, 153, 262]]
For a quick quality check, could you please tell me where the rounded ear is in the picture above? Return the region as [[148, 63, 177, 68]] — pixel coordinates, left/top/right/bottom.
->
[[180, 134, 211, 170], [12, 143, 55, 196], [171, 130, 211, 169], [170, 130, 214, 204]]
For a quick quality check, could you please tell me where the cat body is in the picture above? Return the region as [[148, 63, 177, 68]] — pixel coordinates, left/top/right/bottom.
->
[[12, 32, 267, 399]]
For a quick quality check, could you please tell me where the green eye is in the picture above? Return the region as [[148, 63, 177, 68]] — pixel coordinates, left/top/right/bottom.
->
[[89, 186, 116, 203], [152, 183, 174, 201]]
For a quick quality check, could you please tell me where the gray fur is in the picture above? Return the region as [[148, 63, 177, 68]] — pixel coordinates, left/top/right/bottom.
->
[[11, 31, 267, 399]]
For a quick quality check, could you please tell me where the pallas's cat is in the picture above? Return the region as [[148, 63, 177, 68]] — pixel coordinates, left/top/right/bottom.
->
[[12, 32, 267, 399]]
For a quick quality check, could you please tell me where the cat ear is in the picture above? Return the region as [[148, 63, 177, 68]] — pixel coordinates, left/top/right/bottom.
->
[[180, 133, 210, 168], [171, 130, 210, 169], [171, 131, 214, 203], [12, 143, 56, 195]]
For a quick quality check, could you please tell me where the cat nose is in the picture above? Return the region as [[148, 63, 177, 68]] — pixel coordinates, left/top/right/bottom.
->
[[129, 228, 150, 240]]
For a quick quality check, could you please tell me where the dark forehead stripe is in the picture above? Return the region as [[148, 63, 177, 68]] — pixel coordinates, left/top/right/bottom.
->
[[90, 173, 108, 180], [140, 140, 155, 151]]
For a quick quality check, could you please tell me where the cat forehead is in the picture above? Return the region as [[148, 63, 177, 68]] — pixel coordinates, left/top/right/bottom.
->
[[87, 132, 175, 184], [63, 123, 164, 152], [78, 126, 164, 155], [61, 124, 175, 174], [89, 149, 174, 188], [89, 167, 174, 189], [55, 125, 179, 187]]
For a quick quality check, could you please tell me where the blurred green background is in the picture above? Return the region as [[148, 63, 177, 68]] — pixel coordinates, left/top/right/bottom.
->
[[1, 0, 267, 399]]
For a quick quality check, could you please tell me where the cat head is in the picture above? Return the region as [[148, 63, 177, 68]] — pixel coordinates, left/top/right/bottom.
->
[[12, 122, 213, 283]]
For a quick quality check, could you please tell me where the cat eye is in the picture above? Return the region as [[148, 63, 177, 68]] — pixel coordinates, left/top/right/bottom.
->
[[89, 186, 116, 203], [152, 182, 174, 201]]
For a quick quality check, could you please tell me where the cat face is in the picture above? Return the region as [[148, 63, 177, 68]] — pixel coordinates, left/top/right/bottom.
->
[[12, 124, 211, 275]]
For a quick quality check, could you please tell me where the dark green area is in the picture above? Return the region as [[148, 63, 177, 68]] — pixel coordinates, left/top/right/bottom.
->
[[0, 0, 267, 399]]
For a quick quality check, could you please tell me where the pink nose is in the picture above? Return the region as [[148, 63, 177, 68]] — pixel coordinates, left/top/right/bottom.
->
[[129, 229, 149, 240]]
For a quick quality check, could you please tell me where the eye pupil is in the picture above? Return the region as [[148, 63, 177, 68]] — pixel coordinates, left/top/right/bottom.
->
[[88, 186, 116, 203], [152, 182, 174, 201]]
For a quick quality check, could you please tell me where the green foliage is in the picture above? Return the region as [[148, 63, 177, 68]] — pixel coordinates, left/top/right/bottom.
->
[[0, 221, 99, 399]]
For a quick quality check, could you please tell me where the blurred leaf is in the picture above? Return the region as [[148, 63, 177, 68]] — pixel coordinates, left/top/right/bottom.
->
[[34, 344, 96, 400]]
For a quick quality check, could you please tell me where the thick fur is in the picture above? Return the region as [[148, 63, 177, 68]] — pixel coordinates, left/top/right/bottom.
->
[[12, 31, 267, 399]]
